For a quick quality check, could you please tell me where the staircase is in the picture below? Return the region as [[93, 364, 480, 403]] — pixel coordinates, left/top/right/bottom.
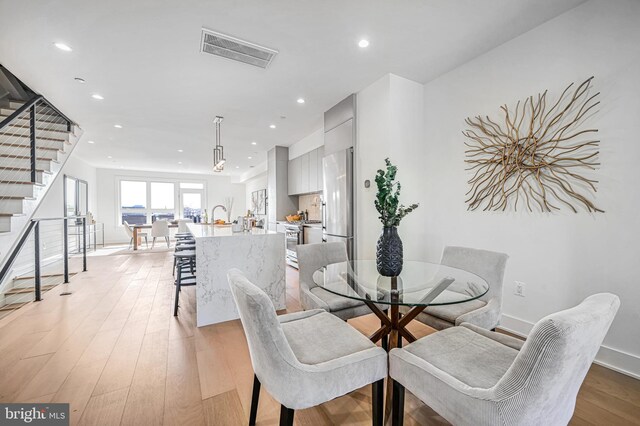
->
[[0, 76, 83, 317], [0, 100, 76, 232]]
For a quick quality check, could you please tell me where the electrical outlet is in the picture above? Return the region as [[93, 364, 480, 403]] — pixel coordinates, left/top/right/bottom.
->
[[514, 281, 526, 297]]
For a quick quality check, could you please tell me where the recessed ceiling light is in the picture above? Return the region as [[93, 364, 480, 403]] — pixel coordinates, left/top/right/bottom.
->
[[91, 94, 104, 100], [107, 155, 112, 159], [54, 42, 72, 52], [251, 141, 257, 145], [114, 124, 122, 128], [248, 156, 253, 160], [87, 140, 95, 144], [235, 166, 240, 169], [178, 161, 182, 165], [177, 149, 183, 153], [297, 98, 305, 104], [74, 77, 86, 83], [358, 39, 370, 48], [269, 124, 276, 129]]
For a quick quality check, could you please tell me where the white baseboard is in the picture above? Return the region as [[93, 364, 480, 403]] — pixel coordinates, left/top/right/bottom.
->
[[499, 314, 640, 380]]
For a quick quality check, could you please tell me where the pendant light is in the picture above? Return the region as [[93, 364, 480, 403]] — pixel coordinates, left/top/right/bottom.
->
[[213, 116, 225, 172]]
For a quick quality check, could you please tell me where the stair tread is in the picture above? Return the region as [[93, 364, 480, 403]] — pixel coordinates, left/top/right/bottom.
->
[[0, 302, 29, 312], [0, 141, 61, 151], [0, 131, 67, 143], [4, 284, 57, 295], [0, 154, 58, 162], [0, 166, 49, 172], [0, 113, 71, 127], [0, 122, 69, 135], [0, 181, 43, 185]]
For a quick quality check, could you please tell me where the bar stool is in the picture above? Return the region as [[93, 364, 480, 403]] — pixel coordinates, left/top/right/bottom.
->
[[173, 243, 196, 275], [174, 250, 196, 316]]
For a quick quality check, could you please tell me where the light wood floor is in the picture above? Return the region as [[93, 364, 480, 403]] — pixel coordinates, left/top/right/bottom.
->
[[0, 251, 638, 425]]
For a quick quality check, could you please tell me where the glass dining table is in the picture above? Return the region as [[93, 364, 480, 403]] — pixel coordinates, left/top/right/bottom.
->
[[313, 260, 489, 350]]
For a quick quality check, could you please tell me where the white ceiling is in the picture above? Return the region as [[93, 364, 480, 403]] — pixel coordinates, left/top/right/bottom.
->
[[0, 0, 584, 177]]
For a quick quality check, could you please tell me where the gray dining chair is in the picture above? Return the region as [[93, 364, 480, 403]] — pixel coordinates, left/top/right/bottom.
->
[[389, 293, 620, 426], [297, 242, 374, 321], [408, 246, 508, 330], [227, 269, 387, 426]]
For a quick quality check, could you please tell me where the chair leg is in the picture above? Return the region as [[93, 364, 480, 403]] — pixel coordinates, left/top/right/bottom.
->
[[151, 237, 156, 249], [173, 257, 176, 276], [392, 380, 405, 426], [372, 379, 384, 426], [128, 238, 132, 250], [166, 236, 170, 248], [279, 405, 294, 426], [173, 264, 181, 316], [145, 236, 149, 248], [249, 374, 261, 425]]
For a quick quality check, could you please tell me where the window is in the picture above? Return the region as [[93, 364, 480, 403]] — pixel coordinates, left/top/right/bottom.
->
[[150, 182, 175, 222], [118, 179, 205, 225], [120, 181, 147, 225]]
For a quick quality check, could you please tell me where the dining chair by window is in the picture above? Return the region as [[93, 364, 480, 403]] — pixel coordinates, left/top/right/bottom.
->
[[227, 269, 387, 426], [124, 220, 148, 249], [407, 246, 508, 330], [151, 220, 170, 249], [297, 242, 378, 321], [389, 293, 620, 426]]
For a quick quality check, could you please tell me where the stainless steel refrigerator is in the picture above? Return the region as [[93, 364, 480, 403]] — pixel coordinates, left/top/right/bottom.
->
[[322, 147, 355, 259]]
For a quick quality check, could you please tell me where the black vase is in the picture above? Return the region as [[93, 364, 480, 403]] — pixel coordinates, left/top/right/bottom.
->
[[376, 226, 403, 277]]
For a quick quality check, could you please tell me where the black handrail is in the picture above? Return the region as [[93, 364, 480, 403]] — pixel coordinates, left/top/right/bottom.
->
[[0, 94, 75, 131], [0, 220, 36, 285], [0, 216, 88, 303]]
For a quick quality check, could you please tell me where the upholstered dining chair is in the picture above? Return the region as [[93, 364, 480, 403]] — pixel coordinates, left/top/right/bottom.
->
[[297, 242, 376, 321], [409, 246, 508, 330], [389, 293, 620, 426], [124, 220, 148, 249], [151, 220, 170, 249], [227, 269, 387, 426]]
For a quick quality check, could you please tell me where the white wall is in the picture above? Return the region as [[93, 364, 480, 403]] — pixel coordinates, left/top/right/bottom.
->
[[244, 172, 268, 220], [356, 74, 425, 260], [34, 156, 97, 219], [419, 0, 640, 376], [97, 168, 245, 243], [288, 127, 323, 160]]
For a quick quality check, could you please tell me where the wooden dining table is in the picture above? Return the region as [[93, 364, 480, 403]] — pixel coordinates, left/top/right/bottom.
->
[[132, 223, 179, 250]]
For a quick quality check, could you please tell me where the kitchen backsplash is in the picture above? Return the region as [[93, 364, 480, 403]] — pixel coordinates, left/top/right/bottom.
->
[[298, 193, 322, 221]]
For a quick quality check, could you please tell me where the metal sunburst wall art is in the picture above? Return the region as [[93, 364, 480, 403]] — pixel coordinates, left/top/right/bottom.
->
[[463, 77, 604, 213]]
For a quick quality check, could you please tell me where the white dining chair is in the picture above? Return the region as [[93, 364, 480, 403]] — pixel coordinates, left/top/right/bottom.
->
[[124, 220, 148, 249], [407, 246, 508, 331], [151, 220, 170, 248], [227, 269, 387, 426], [389, 293, 620, 426]]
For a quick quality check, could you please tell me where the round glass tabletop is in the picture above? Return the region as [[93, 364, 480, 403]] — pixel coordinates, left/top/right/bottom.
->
[[313, 260, 489, 307]]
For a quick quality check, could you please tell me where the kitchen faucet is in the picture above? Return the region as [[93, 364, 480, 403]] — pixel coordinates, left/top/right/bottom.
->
[[212, 204, 227, 221]]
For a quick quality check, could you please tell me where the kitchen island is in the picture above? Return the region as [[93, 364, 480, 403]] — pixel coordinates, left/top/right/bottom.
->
[[187, 223, 286, 326]]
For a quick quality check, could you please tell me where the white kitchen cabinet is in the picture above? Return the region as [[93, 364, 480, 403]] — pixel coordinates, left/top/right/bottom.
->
[[300, 153, 310, 194], [288, 146, 325, 195], [316, 146, 324, 192], [308, 149, 318, 193]]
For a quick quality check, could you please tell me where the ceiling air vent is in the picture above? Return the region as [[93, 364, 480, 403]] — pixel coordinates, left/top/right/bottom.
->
[[200, 28, 278, 69]]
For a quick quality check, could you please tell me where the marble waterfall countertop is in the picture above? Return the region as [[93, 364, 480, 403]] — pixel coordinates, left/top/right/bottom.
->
[[187, 223, 277, 238], [187, 223, 286, 327]]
